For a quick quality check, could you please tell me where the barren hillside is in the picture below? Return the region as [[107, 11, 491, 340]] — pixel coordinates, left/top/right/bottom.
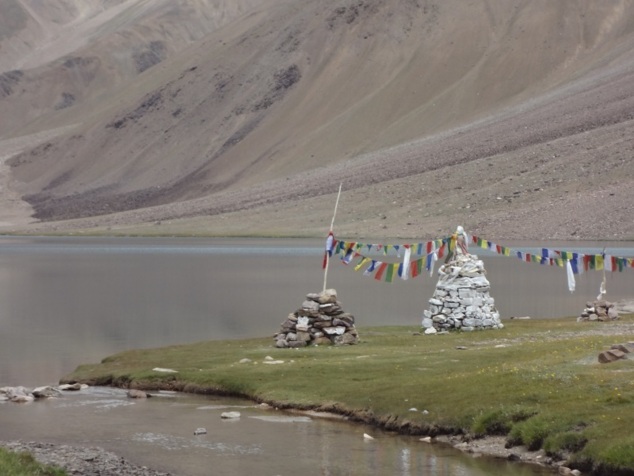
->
[[1, 0, 633, 240]]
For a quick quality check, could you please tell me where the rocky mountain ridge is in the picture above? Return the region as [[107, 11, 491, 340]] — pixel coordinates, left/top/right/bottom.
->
[[1, 0, 633, 240]]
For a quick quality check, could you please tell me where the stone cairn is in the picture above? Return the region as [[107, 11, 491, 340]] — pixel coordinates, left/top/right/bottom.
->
[[275, 289, 358, 347], [422, 247, 502, 333], [577, 300, 619, 322]]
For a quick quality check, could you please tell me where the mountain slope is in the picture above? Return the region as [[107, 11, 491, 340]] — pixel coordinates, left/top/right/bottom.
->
[[1, 0, 634, 239], [0, 0, 263, 137]]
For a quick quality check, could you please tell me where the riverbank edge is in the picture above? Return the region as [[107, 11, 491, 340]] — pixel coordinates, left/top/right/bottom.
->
[[44, 313, 634, 475], [54, 315, 634, 476], [54, 376, 571, 475]]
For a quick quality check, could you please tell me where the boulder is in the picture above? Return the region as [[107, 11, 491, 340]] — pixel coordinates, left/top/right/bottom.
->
[[334, 333, 358, 345], [313, 336, 333, 346], [221, 411, 241, 419], [611, 343, 634, 353], [32, 386, 63, 399], [288, 340, 308, 348], [317, 289, 338, 304], [10, 394, 35, 403], [598, 349, 628, 364], [127, 389, 150, 399]]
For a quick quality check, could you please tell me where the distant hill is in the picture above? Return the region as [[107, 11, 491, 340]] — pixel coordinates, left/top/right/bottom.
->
[[1, 0, 633, 240]]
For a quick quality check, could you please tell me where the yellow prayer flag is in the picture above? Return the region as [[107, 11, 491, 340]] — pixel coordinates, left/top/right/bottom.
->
[[354, 257, 369, 272], [595, 255, 604, 270]]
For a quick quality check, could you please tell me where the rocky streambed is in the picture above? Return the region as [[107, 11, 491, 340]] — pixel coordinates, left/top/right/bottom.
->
[[0, 440, 173, 475]]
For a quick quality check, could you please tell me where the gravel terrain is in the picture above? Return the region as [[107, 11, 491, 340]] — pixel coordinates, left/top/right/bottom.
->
[[0, 441, 172, 476]]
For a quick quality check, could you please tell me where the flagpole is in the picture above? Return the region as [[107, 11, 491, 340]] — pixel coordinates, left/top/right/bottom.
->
[[323, 183, 342, 293]]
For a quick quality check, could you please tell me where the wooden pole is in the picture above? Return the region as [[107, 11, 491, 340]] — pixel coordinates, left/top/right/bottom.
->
[[323, 183, 342, 293]]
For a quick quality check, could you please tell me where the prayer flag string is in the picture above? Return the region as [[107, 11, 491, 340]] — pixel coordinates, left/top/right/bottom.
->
[[321, 232, 633, 284]]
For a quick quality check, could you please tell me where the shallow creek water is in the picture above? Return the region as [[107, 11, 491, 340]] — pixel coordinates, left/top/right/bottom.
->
[[1, 386, 551, 475], [1, 236, 632, 474]]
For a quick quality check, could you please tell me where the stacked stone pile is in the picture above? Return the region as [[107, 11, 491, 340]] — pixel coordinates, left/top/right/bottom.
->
[[422, 253, 503, 333], [275, 289, 358, 347], [577, 300, 619, 322]]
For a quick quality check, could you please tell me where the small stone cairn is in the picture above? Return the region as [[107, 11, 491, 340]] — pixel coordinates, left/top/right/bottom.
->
[[422, 231, 502, 333], [275, 289, 358, 347], [577, 300, 619, 322]]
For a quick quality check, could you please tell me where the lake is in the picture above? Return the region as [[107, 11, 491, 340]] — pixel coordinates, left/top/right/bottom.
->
[[1, 236, 632, 475]]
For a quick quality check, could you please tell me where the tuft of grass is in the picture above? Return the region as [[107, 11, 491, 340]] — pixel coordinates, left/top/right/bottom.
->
[[0, 447, 67, 476], [544, 431, 588, 457], [62, 314, 634, 471], [507, 417, 550, 450], [471, 406, 537, 437]]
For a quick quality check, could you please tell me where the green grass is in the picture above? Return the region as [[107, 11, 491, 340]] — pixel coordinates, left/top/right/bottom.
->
[[63, 315, 634, 475], [0, 448, 66, 476]]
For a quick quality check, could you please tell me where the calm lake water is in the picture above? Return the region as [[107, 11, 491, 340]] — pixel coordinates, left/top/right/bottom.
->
[[1, 236, 632, 475]]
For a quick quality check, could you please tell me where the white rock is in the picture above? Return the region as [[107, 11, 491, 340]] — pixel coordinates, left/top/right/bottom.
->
[[296, 316, 310, 331], [127, 389, 149, 399], [363, 433, 374, 440], [458, 288, 475, 299], [239, 358, 252, 364], [424, 327, 437, 335], [10, 394, 34, 403], [419, 436, 432, 443], [6, 386, 30, 398], [221, 411, 241, 419], [323, 326, 346, 335], [194, 428, 207, 435], [152, 367, 178, 373], [32, 386, 63, 398]]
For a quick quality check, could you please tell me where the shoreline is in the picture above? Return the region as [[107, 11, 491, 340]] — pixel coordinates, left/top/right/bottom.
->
[[0, 400, 566, 476], [7, 314, 634, 475], [24, 380, 570, 475]]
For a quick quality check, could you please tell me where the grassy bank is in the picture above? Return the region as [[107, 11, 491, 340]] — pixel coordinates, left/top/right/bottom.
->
[[63, 316, 634, 475], [0, 447, 66, 476]]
